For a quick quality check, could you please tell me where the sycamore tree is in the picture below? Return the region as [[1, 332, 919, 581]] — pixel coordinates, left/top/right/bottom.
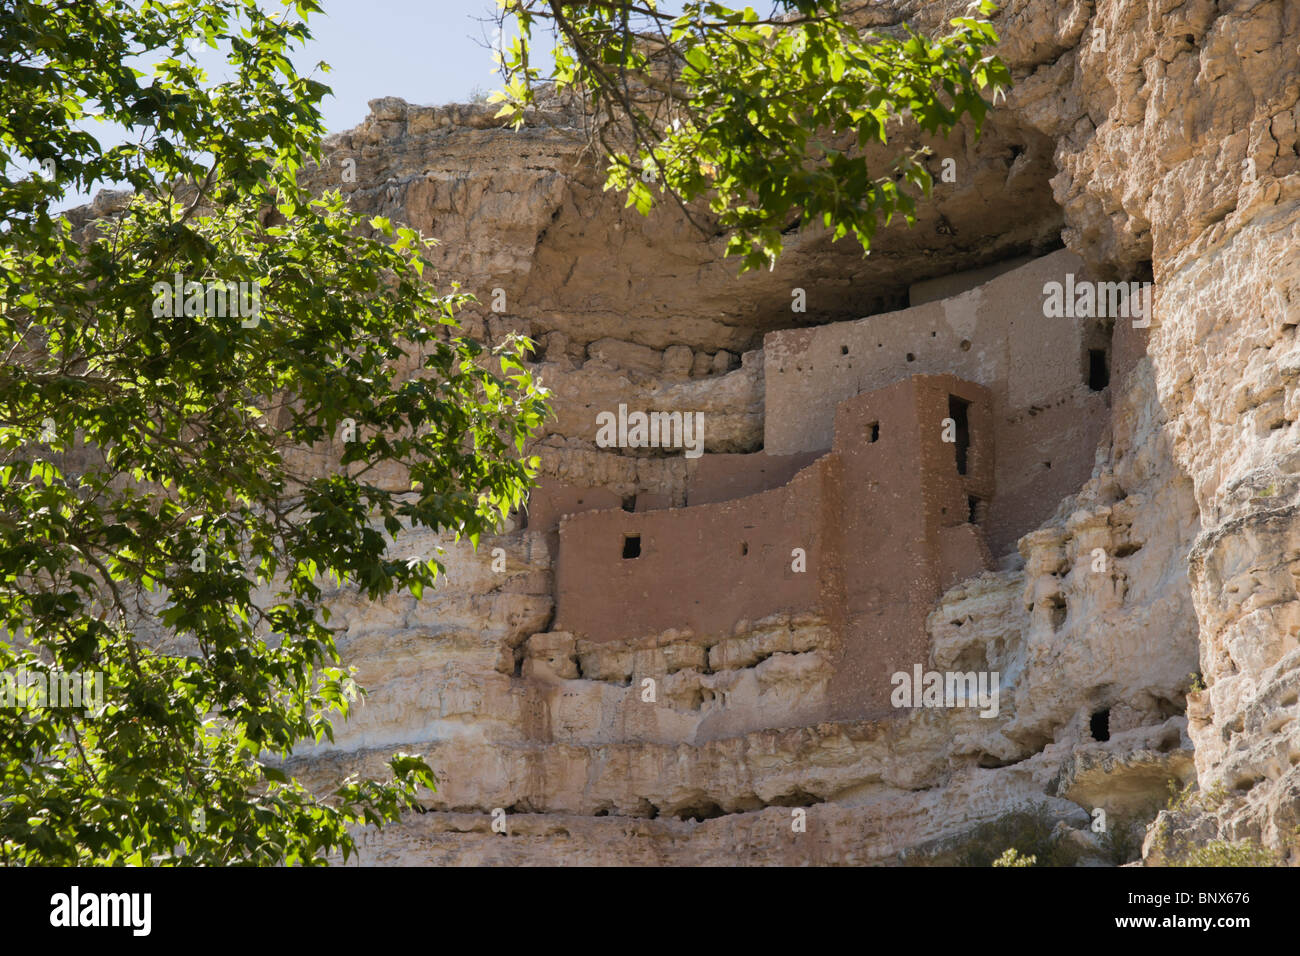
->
[[1, 0, 1009, 866], [0, 0, 545, 864], [490, 0, 1011, 271]]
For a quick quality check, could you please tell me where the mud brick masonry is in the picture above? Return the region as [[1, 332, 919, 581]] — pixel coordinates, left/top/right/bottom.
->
[[530, 251, 1117, 719]]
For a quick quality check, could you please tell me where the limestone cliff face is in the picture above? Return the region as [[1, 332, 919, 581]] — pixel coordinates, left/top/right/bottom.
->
[[984, 0, 1300, 860], [293, 0, 1300, 865]]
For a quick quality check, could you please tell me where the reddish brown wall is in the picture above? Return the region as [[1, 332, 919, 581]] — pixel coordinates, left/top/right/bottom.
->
[[823, 375, 995, 717], [685, 450, 822, 507], [553, 463, 831, 640], [764, 251, 1112, 557], [525, 480, 624, 557], [527, 451, 821, 539], [528, 481, 623, 534], [984, 393, 1108, 554], [552, 374, 996, 721]]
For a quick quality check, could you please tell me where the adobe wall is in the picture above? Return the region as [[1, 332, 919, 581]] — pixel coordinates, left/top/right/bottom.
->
[[907, 254, 1034, 306], [524, 451, 820, 547], [764, 249, 1110, 555], [527, 481, 624, 536], [684, 450, 822, 506], [554, 375, 996, 724], [552, 461, 833, 642], [824, 375, 995, 717]]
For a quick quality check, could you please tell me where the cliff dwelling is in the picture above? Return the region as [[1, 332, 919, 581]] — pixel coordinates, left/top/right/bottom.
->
[[62, 0, 1285, 872], [539, 251, 1111, 723], [12, 0, 1300, 901]]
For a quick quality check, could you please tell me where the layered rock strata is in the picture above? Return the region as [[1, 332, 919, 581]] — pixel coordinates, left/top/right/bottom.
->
[[290, 0, 1300, 865]]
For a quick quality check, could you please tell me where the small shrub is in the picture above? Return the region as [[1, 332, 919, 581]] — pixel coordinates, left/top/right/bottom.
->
[[1099, 813, 1145, 865], [1174, 840, 1276, 867], [951, 807, 1083, 867], [992, 848, 1036, 867], [1165, 777, 1223, 814]]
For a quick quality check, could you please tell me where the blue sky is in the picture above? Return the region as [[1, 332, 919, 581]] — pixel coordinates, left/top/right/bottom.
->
[[304, 0, 514, 134], [50, 0, 702, 209], [53, 0, 530, 209]]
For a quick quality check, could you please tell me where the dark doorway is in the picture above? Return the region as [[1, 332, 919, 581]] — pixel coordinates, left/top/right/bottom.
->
[[948, 395, 971, 475], [1090, 709, 1111, 742], [1088, 349, 1109, 391]]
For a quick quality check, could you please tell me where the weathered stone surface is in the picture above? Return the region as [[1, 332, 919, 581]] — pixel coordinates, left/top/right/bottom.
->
[[282, 0, 1300, 866]]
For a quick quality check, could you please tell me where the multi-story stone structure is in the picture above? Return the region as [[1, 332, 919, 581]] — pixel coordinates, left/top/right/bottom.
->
[[290, 0, 1300, 863], [555, 373, 995, 718]]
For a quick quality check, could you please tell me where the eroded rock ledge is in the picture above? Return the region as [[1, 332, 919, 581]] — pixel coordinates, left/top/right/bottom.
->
[[293, 0, 1300, 865]]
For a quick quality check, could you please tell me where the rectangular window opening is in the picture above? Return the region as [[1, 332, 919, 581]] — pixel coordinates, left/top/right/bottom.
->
[[868, 422, 880, 443], [621, 494, 637, 513], [622, 534, 641, 559], [948, 395, 970, 476], [1088, 348, 1109, 391]]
